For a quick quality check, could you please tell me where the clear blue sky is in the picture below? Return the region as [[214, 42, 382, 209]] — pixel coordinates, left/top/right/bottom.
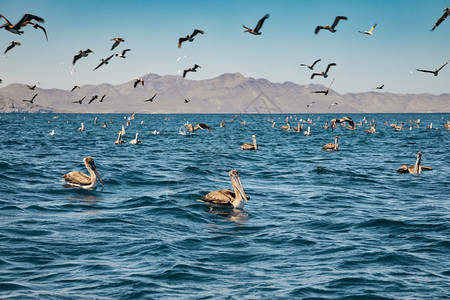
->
[[1, 0, 449, 95]]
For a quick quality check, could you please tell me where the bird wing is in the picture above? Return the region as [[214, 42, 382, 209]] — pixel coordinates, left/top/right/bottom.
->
[[254, 14, 270, 32], [437, 61, 449, 72], [331, 16, 348, 28], [196, 123, 213, 131], [122, 49, 131, 55], [16, 14, 45, 27], [0, 13, 12, 25], [63, 171, 92, 185], [416, 69, 434, 73], [105, 54, 114, 61], [325, 63, 336, 74], [193, 64, 201, 70], [31, 94, 38, 101], [432, 10, 449, 30], [191, 29, 204, 37], [25, 22, 48, 40], [311, 73, 321, 79], [311, 59, 321, 68], [312, 90, 326, 94], [183, 69, 188, 78], [134, 80, 139, 88], [111, 40, 120, 50], [93, 61, 104, 70], [151, 93, 157, 100], [314, 26, 324, 34], [368, 23, 377, 33], [4, 44, 15, 54], [72, 53, 82, 65], [178, 36, 189, 48]]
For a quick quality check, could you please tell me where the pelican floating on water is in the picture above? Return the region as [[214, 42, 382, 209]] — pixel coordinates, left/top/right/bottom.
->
[[330, 116, 355, 130], [78, 122, 85, 131], [62, 157, 104, 189], [240, 135, 257, 150], [48, 129, 54, 136], [304, 126, 311, 136], [201, 170, 249, 209], [114, 132, 126, 144], [322, 135, 338, 151], [129, 133, 142, 144], [365, 123, 376, 134], [397, 152, 432, 174]]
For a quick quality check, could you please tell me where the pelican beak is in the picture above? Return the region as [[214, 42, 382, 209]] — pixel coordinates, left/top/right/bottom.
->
[[90, 160, 104, 185], [231, 172, 248, 203]]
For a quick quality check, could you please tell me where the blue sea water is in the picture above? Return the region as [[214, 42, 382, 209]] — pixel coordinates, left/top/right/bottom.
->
[[0, 112, 449, 299]]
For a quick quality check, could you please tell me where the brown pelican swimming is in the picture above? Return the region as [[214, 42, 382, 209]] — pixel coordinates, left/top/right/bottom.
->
[[416, 61, 448, 76], [281, 120, 291, 131], [243, 14, 270, 35], [322, 135, 338, 151], [99, 94, 106, 102], [115, 48, 130, 58], [118, 124, 126, 136], [134, 78, 144, 88], [330, 116, 355, 130], [22, 93, 38, 103], [0, 13, 47, 40], [129, 133, 142, 144], [72, 95, 86, 104], [145, 93, 157, 102], [311, 63, 336, 79], [88, 95, 98, 104], [301, 58, 321, 70], [62, 157, 104, 189], [241, 120, 246, 126], [93, 54, 114, 71], [240, 135, 257, 150], [397, 152, 432, 174], [185, 122, 212, 133], [358, 23, 377, 35], [178, 29, 204, 48], [444, 120, 450, 130], [304, 126, 311, 136], [110, 37, 124, 50], [201, 170, 249, 209], [78, 122, 85, 131], [431, 7, 450, 31], [73, 49, 94, 65], [312, 79, 335, 95], [4, 41, 21, 54], [293, 122, 303, 132], [71, 85, 80, 92], [114, 132, 126, 144], [394, 122, 404, 131], [365, 123, 376, 133], [183, 64, 201, 78], [315, 16, 348, 34], [322, 121, 329, 129]]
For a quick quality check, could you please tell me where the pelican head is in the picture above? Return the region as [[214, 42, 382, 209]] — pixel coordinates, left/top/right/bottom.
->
[[414, 152, 422, 174], [229, 170, 248, 208], [252, 135, 257, 150], [84, 156, 104, 186]]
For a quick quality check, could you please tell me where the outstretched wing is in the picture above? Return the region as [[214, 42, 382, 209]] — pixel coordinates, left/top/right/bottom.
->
[[311, 73, 321, 79], [368, 23, 377, 34], [183, 69, 189, 78], [416, 68, 434, 74], [331, 16, 348, 28], [28, 22, 48, 40], [325, 63, 336, 74], [191, 29, 204, 37], [314, 26, 325, 34], [16, 14, 44, 27], [254, 14, 270, 32], [197, 123, 213, 131], [311, 58, 321, 68], [437, 61, 449, 72], [0, 13, 12, 25], [432, 10, 449, 31], [178, 36, 189, 48], [93, 61, 104, 71], [4, 44, 15, 54]]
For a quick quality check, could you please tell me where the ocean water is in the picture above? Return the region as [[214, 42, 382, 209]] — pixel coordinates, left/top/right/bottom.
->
[[0, 112, 449, 299]]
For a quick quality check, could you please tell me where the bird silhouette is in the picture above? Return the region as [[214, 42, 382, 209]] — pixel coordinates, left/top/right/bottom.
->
[[22, 93, 38, 103], [183, 64, 201, 78], [4, 41, 21, 54], [72, 49, 94, 65], [243, 14, 270, 35], [358, 24, 377, 35], [311, 63, 336, 79], [134, 78, 144, 88], [88, 95, 98, 104], [0, 13, 48, 40], [115, 48, 131, 58], [93, 54, 114, 70], [431, 7, 450, 31], [72, 95, 86, 104], [110, 37, 124, 51], [300, 59, 321, 70], [416, 61, 448, 76], [145, 93, 157, 102], [315, 16, 347, 34], [311, 79, 335, 95], [178, 29, 204, 48]]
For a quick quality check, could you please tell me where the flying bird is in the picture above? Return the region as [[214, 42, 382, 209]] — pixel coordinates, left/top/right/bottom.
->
[[184, 99, 190, 103], [358, 24, 377, 35], [72, 49, 94, 65], [99, 94, 106, 102], [315, 16, 348, 34], [183, 64, 201, 78], [185, 122, 212, 133], [93, 54, 114, 70], [145, 93, 157, 102], [88, 95, 98, 104], [178, 29, 204, 48], [416, 61, 448, 76], [22, 93, 38, 103], [306, 101, 315, 108], [110, 37, 124, 51], [115, 48, 130, 58], [4, 41, 21, 54], [71, 85, 80, 92], [312, 79, 335, 95], [300, 59, 321, 70], [134, 78, 144, 88], [431, 7, 450, 31], [27, 84, 36, 90], [375, 84, 384, 90], [328, 102, 338, 109], [72, 95, 86, 104], [243, 14, 270, 35], [311, 63, 336, 79], [0, 13, 47, 40]]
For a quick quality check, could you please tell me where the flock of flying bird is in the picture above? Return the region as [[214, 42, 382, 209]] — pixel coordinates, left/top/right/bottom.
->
[[2, 8, 450, 209]]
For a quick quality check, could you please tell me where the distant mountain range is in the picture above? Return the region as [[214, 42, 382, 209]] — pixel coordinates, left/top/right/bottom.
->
[[1, 72, 449, 113]]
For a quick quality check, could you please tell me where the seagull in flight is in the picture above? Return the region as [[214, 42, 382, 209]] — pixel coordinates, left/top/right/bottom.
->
[[145, 93, 157, 102], [183, 64, 201, 78], [4, 41, 21, 54], [72, 95, 86, 104], [300, 59, 321, 70], [93, 54, 114, 71], [22, 93, 38, 103], [73, 49, 94, 65], [358, 24, 377, 35], [178, 29, 204, 48], [243, 14, 270, 35], [431, 7, 450, 31], [416, 61, 448, 76], [311, 79, 335, 95], [311, 63, 336, 79], [110, 37, 124, 51], [134, 78, 144, 88], [315, 16, 347, 34], [0, 13, 48, 40], [115, 48, 131, 58]]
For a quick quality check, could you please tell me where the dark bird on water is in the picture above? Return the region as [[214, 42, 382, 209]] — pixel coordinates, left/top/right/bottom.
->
[[300, 59, 321, 70], [311, 79, 335, 95], [311, 63, 336, 79], [22, 93, 38, 103], [4, 41, 21, 54], [110, 37, 124, 51], [99, 94, 106, 102], [71, 85, 80, 92], [134, 78, 144, 88], [88, 95, 98, 104], [183, 64, 201, 78], [243, 14, 270, 35], [27, 84, 36, 90], [0, 13, 48, 40], [178, 29, 204, 48], [115, 48, 130, 58], [416, 61, 448, 76], [72, 49, 94, 65], [93, 54, 114, 71], [431, 7, 450, 31], [145, 93, 157, 102], [72, 95, 86, 104], [315, 16, 348, 34]]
